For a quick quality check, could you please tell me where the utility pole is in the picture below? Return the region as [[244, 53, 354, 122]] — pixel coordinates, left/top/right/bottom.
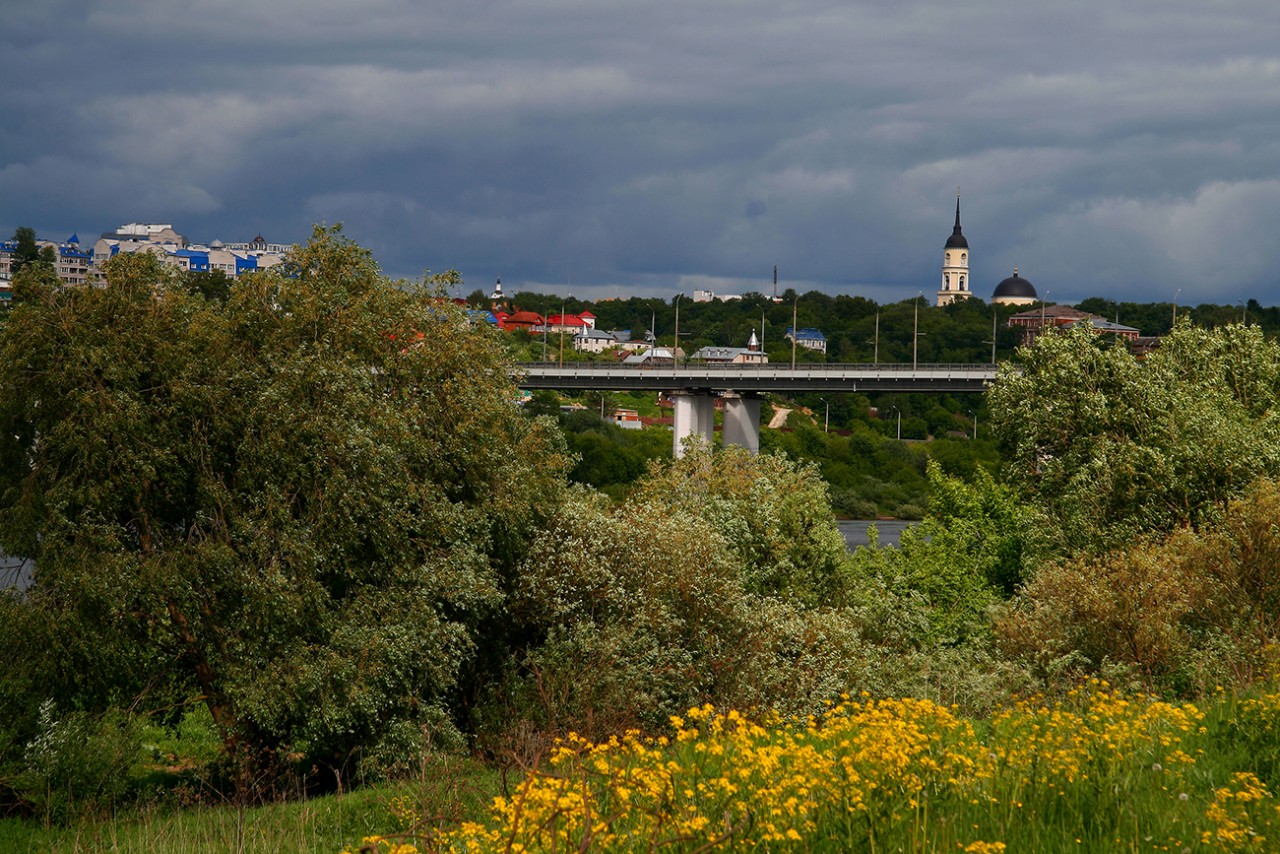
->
[[1172, 289, 1181, 327], [558, 297, 568, 365], [791, 296, 798, 370], [873, 312, 880, 364], [990, 310, 997, 364], [673, 294, 681, 369], [912, 293, 921, 370]]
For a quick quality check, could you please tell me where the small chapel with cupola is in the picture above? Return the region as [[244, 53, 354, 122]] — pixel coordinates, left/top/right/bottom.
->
[[937, 194, 971, 306]]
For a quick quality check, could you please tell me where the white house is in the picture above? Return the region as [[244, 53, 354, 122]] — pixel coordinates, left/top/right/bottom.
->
[[784, 327, 827, 354], [573, 328, 618, 354]]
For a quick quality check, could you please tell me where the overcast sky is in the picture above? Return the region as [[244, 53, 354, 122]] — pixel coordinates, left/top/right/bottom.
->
[[4, 0, 1280, 305]]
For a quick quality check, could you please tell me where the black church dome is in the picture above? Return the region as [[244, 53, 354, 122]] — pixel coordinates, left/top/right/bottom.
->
[[993, 270, 1037, 300]]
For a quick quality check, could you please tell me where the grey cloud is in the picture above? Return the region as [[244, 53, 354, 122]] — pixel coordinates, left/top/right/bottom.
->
[[4, 0, 1280, 305]]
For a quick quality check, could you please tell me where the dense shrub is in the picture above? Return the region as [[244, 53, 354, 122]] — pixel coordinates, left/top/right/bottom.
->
[[627, 447, 850, 606], [998, 478, 1280, 694], [476, 451, 1038, 756], [12, 704, 141, 822], [481, 477, 882, 748]]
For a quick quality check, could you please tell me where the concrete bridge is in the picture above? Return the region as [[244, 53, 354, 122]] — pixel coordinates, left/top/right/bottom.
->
[[517, 362, 999, 457]]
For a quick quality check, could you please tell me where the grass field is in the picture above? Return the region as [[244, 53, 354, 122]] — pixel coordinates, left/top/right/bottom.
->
[[0, 757, 502, 854], [10, 683, 1280, 852]]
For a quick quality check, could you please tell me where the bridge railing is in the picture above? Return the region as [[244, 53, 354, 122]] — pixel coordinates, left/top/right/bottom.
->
[[516, 361, 999, 373]]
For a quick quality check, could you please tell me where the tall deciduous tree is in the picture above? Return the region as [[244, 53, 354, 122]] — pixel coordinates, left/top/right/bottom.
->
[[8, 226, 41, 277], [989, 322, 1280, 554], [0, 226, 569, 785]]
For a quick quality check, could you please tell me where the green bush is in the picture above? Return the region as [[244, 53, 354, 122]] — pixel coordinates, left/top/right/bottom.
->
[[829, 489, 878, 519], [997, 478, 1280, 695], [628, 447, 850, 606], [15, 702, 141, 822]]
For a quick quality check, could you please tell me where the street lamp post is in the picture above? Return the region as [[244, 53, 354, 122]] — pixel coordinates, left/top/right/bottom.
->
[[673, 294, 682, 368], [889, 406, 901, 441], [558, 298, 567, 365], [912, 293, 926, 370], [791, 296, 798, 370], [913, 296, 918, 369], [821, 398, 830, 433], [873, 311, 880, 364]]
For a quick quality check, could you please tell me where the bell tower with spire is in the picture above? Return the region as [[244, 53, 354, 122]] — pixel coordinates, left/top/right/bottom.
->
[[938, 193, 971, 306]]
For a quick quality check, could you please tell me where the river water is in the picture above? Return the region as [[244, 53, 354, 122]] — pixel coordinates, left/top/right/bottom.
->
[[1, 554, 33, 591], [838, 519, 913, 550]]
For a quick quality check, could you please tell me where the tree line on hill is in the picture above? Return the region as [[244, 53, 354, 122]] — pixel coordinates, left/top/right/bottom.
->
[[474, 286, 1280, 366]]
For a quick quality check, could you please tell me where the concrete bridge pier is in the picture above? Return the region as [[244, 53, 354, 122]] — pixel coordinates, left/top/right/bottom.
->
[[671, 391, 715, 458], [720, 392, 761, 454]]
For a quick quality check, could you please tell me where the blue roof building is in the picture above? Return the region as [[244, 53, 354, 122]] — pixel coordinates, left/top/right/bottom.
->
[[784, 327, 827, 354]]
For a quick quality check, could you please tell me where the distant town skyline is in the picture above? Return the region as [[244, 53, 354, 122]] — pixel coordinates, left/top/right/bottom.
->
[[4, 1, 1280, 305]]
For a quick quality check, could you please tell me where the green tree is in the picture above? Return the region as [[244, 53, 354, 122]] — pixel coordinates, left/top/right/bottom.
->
[[180, 268, 233, 302], [9, 226, 41, 277], [0, 226, 569, 787], [989, 322, 1280, 554], [629, 447, 849, 605]]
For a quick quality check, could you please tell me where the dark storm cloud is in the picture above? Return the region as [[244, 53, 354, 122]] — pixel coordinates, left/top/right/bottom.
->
[[4, 0, 1280, 305]]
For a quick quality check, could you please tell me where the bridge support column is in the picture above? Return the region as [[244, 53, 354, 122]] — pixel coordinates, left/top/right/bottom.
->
[[671, 391, 715, 458], [720, 392, 761, 454]]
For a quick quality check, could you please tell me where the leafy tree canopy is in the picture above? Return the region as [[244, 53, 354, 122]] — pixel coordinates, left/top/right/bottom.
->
[[9, 226, 42, 278], [0, 226, 569, 784], [989, 321, 1280, 554]]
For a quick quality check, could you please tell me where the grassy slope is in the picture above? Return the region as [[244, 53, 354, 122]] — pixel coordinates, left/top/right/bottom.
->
[[0, 759, 502, 854]]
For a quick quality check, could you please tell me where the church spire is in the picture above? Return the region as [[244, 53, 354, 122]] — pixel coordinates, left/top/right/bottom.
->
[[939, 191, 971, 306]]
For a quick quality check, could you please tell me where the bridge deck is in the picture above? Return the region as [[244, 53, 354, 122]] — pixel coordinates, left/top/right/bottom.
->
[[516, 362, 999, 393]]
